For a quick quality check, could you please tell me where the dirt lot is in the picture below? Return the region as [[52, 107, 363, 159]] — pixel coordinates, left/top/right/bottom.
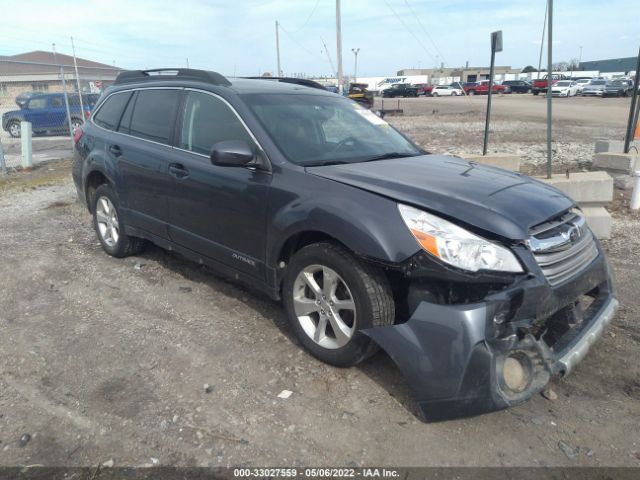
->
[[0, 95, 639, 468]]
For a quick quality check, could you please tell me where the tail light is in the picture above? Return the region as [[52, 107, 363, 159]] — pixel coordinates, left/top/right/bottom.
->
[[84, 109, 91, 119], [74, 126, 84, 145]]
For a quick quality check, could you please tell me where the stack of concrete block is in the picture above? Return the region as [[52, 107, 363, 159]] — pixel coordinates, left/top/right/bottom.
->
[[539, 171, 613, 239], [593, 140, 639, 190], [457, 153, 521, 171]]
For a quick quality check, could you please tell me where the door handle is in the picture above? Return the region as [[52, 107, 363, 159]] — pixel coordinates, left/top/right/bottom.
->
[[168, 163, 189, 179], [108, 144, 122, 156]]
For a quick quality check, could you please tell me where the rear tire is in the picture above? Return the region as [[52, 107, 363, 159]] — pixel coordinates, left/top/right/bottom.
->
[[468, 90, 476, 96], [283, 242, 394, 367], [92, 184, 145, 258]]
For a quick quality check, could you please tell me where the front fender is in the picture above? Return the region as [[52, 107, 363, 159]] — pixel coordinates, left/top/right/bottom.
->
[[266, 170, 421, 267]]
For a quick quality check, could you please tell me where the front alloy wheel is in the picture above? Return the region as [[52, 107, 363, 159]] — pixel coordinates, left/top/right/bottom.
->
[[283, 243, 394, 367], [293, 265, 356, 349], [8, 121, 20, 138]]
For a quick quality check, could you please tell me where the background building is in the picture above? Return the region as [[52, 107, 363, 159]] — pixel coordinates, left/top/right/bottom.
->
[[579, 57, 637, 75], [0, 50, 121, 106]]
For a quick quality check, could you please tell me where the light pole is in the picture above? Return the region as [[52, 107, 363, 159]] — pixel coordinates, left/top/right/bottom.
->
[[275, 20, 282, 76], [351, 48, 360, 82], [336, 0, 344, 94]]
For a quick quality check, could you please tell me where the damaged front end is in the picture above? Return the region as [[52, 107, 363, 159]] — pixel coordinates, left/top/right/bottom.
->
[[363, 213, 618, 422]]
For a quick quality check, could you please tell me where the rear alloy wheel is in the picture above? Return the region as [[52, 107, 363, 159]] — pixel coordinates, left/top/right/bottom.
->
[[8, 120, 21, 138], [92, 184, 145, 258], [468, 90, 476, 96], [283, 243, 394, 367]]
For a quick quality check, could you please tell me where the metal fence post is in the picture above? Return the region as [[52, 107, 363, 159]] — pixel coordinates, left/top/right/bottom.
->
[[0, 140, 6, 174], [60, 65, 74, 150], [21, 121, 33, 168]]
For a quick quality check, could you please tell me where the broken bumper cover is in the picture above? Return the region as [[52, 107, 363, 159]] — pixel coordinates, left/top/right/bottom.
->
[[363, 252, 617, 422]]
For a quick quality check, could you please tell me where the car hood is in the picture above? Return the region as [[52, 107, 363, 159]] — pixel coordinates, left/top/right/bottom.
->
[[306, 155, 573, 240], [584, 85, 605, 90]]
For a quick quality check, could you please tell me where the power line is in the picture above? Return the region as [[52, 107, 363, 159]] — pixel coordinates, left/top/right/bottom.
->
[[382, 0, 438, 65], [401, 0, 447, 65], [289, 0, 322, 34]]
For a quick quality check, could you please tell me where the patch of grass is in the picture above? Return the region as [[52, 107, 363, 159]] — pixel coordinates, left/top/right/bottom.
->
[[0, 158, 72, 194]]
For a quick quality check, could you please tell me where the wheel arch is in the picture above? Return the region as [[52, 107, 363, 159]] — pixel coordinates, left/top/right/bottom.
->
[[84, 169, 112, 213]]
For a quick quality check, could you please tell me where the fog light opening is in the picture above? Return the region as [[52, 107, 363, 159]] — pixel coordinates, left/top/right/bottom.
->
[[502, 353, 533, 393]]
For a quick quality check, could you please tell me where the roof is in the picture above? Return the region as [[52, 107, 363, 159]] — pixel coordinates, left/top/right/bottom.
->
[[108, 69, 336, 96], [0, 50, 121, 77], [579, 57, 637, 73]]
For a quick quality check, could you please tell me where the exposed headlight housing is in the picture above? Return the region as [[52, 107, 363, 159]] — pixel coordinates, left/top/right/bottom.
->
[[398, 204, 523, 273]]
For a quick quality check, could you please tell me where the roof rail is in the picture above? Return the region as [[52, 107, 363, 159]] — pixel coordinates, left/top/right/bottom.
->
[[243, 76, 326, 90], [114, 69, 231, 86]]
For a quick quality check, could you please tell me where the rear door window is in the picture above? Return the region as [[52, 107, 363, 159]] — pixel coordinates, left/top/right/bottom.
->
[[179, 91, 254, 156], [128, 89, 180, 144], [93, 91, 132, 131]]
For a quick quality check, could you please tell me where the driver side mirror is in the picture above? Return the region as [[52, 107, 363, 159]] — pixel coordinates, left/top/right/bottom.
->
[[210, 140, 255, 167]]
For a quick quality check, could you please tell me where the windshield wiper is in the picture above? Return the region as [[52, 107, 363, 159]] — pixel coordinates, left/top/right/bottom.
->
[[360, 152, 421, 162], [304, 160, 351, 167]]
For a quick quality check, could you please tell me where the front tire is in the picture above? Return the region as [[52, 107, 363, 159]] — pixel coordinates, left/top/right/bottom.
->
[[8, 120, 21, 138], [92, 184, 145, 258], [283, 243, 394, 367]]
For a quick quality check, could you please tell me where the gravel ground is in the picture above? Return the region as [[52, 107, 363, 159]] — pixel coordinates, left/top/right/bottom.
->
[[0, 159, 638, 468]]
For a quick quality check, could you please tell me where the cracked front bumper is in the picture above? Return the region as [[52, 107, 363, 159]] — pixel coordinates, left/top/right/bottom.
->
[[363, 251, 617, 422]]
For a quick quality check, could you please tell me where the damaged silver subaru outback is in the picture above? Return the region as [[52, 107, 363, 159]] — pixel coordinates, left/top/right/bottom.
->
[[73, 69, 617, 421]]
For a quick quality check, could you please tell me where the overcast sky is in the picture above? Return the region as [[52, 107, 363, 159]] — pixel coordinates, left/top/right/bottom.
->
[[0, 0, 638, 77]]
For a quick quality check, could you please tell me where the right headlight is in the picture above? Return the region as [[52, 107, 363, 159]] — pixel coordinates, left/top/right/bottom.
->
[[398, 204, 523, 273]]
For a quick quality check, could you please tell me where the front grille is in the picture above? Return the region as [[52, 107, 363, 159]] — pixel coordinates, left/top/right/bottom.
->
[[528, 212, 599, 287]]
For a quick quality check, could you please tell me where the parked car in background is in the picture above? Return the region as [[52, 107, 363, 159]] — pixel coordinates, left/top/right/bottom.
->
[[414, 83, 433, 96], [382, 83, 419, 98], [551, 80, 579, 97], [502, 80, 532, 94], [581, 79, 608, 97], [602, 80, 626, 98], [575, 78, 592, 94], [348, 83, 374, 109], [532, 74, 568, 95], [2, 92, 98, 138], [463, 80, 509, 95], [15, 91, 42, 108], [72, 68, 618, 422], [431, 85, 463, 96]]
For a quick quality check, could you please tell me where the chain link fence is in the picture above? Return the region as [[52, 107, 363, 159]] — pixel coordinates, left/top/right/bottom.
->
[[0, 58, 121, 171]]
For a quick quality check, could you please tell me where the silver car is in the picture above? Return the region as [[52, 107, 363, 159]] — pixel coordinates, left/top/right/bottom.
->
[[581, 79, 608, 97]]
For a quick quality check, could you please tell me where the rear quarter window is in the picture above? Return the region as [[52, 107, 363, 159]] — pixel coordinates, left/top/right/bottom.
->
[[93, 92, 132, 131]]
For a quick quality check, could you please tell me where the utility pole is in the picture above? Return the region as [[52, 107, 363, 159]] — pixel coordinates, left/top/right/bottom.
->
[[335, 0, 344, 94], [351, 48, 360, 82], [70, 36, 84, 115], [275, 20, 282, 76], [186, 58, 189, 68], [546, 0, 553, 179], [623, 46, 640, 154], [52, 43, 58, 65]]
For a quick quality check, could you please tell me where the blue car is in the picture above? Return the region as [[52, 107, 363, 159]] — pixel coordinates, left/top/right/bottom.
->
[[2, 92, 99, 138]]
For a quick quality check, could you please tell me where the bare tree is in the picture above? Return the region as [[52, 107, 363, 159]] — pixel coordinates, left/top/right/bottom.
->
[[552, 61, 569, 72]]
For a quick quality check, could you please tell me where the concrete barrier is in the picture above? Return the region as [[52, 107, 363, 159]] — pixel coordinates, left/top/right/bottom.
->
[[539, 171, 613, 240], [593, 152, 638, 174], [457, 153, 521, 171]]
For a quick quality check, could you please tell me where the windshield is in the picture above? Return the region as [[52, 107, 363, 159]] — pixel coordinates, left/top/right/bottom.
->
[[243, 93, 421, 166], [556, 81, 571, 86], [591, 80, 606, 85]]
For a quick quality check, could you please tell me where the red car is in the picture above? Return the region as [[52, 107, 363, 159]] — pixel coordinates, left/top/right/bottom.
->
[[463, 81, 510, 95], [414, 84, 433, 96], [532, 74, 568, 95]]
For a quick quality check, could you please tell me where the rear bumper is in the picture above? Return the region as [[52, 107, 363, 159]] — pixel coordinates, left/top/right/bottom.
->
[[363, 251, 617, 422]]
